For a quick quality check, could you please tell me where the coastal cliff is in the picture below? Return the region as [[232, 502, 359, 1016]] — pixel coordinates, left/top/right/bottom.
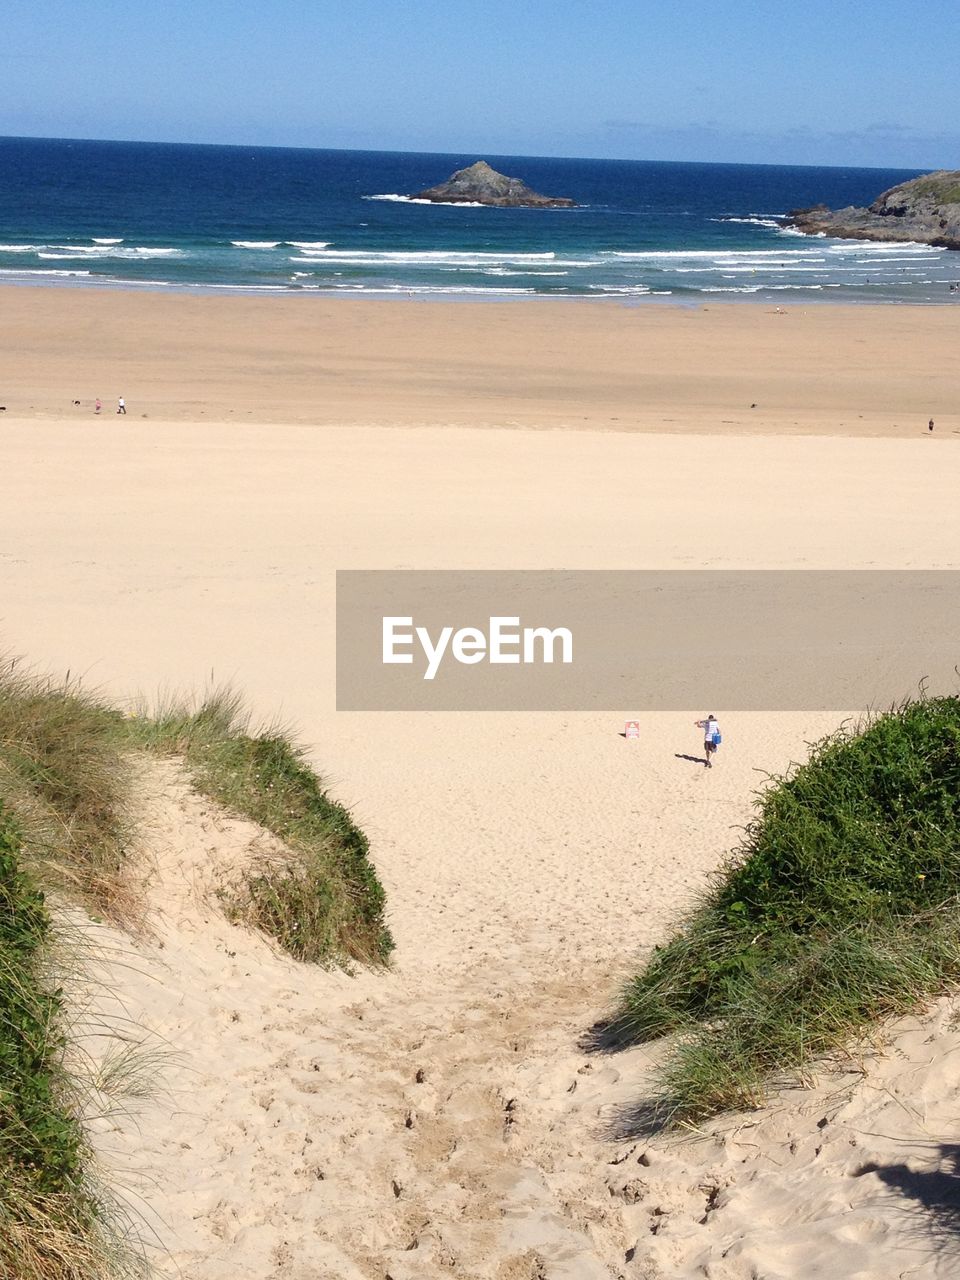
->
[[412, 160, 575, 208], [786, 169, 960, 249]]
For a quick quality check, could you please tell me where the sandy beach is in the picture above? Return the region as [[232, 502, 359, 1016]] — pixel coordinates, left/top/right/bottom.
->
[[3, 285, 959, 434], [3, 293, 960, 1278]]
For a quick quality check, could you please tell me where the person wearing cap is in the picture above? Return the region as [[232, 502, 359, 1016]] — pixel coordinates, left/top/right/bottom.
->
[[695, 715, 722, 768]]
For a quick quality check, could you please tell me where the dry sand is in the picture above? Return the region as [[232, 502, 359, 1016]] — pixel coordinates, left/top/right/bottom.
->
[[3, 294, 960, 1277], [2, 285, 959, 434]]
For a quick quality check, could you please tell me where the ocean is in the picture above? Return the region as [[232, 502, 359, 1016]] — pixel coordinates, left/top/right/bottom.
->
[[0, 137, 956, 303]]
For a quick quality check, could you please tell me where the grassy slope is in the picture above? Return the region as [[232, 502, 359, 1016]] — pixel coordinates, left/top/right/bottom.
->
[[0, 664, 392, 1277], [0, 665, 393, 962], [128, 693, 393, 965], [0, 666, 130, 922], [0, 807, 139, 1280], [618, 696, 960, 1127], [908, 173, 960, 205]]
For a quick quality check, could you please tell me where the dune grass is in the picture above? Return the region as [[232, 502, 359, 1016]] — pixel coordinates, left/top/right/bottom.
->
[[0, 656, 393, 965], [0, 659, 147, 1277], [617, 695, 960, 1128], [0, 807, 144, 1280], [0, 660, 131, 924], [128, 691, 394, 965], [0, 662, 391, 1275]]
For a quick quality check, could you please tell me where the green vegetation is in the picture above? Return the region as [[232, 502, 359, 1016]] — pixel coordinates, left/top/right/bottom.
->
[[909, 173, 960, 205], [618, 696, 960, 1128], [0, 658, 392, 964], [0, 807, 140, 1280], [0, 813, 80, 1196], [0, 662, 391, 1275], [128, 691, 394, 965], [0, 662, 130, 923]]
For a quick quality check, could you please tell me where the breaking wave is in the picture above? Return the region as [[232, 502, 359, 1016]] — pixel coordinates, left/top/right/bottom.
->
[[363, 193, 492, 207], [364, 194, 434, 205]]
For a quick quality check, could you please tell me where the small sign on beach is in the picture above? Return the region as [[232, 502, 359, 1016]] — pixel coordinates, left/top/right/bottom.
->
[[624, 720, 640, 740]]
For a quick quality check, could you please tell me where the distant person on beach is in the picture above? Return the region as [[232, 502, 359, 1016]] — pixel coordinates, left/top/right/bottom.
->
[[117, 396, 126, 415], [696, 715, 721, 768], [95, 397, 101, 414]]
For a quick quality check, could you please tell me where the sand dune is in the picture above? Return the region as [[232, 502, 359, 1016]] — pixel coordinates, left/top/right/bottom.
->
[[3, 298, 960, 1276], [83, 757, 960, 1280]]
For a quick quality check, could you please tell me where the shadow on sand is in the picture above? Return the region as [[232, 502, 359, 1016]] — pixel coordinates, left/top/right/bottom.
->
[[578, 1014, 674, 1139], [858, 1144, 960, 1250]]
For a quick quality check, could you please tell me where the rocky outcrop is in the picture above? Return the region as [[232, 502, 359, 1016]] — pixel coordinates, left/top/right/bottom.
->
[[412, 161, 575, 208], [785, 170, 960, 249]]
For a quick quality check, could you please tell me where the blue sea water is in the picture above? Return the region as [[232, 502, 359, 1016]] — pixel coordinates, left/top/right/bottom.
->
[[0, 137, 956, 302]]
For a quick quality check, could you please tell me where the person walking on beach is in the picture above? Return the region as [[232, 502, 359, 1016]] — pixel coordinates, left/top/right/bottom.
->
[[95, 397, 101, 414], [117, 396, 126, 415], [696, 715, 721, 768]]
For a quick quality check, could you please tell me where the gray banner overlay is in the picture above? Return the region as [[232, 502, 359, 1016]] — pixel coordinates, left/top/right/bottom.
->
[[336, 571, 960, 711]]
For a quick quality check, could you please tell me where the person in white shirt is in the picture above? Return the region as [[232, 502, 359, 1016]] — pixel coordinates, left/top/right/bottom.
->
[[117, 396, 126, 415], [695, 715, 721, 768]]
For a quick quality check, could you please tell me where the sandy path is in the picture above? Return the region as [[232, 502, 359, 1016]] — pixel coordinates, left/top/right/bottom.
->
[[87, 756, 960, 1280], [4, 418, 960, 1277]]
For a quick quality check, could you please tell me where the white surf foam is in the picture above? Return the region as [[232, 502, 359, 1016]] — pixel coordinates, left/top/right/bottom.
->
[[848, 255, 932, 263], [674, 263, 826, 274], [612, 248, 826, 261], [297, 249, 557, 262], [0, 268, 92, 277], [821, 244, 941, 260], [0, 244, 39, 253], [40, 245, 184, 260], [363, 193, 489, 206], [198, 283, 290, 291], [364, 194, 433, 205], [327, 282, 537, 295], [828, 240, 940, 253], [92, 238, 123, 245], [231, 240, 281, 249], [100, 278, 175, 287], [286, 241, 332, 250], [711, 217, 783, 228], [482, 268, 570, 277], [288, 249, 567, 269]]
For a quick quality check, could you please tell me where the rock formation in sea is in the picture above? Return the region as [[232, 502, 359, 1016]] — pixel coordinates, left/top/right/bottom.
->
[[785, 170, 960, 249], [412, 160, 575, 208]]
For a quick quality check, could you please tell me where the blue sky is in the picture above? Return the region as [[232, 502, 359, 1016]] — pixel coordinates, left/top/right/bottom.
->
[[3, 0, 958, 167]]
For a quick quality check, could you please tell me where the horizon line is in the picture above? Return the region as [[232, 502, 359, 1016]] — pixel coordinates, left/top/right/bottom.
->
[[0, 132, 938, 176]]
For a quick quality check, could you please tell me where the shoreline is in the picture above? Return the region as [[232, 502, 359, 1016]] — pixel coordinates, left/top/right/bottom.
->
[[2, 273, 959, 306], [2, 285, 958, 436]]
